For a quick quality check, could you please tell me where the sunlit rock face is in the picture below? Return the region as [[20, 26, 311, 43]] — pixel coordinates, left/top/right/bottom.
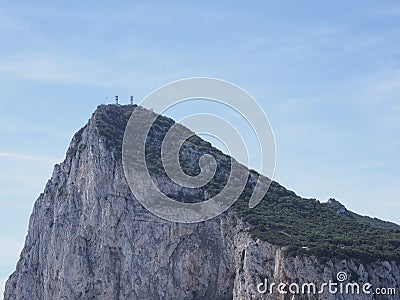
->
[[4, 105, 400, 300]]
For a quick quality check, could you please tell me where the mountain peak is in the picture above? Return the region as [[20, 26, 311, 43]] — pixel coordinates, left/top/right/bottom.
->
[[4, 104, 400, 299], [63, 104, 400, 262], [325, 198, 352, 217]]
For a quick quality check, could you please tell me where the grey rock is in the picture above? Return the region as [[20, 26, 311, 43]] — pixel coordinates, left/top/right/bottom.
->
[[4, 108, 400, 300]]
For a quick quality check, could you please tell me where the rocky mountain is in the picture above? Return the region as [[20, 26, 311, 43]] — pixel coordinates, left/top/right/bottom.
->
[[4, 104, 400, 299]]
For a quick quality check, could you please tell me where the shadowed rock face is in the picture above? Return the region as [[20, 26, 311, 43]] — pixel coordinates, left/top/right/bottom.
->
[[4, 105, 400, 300]]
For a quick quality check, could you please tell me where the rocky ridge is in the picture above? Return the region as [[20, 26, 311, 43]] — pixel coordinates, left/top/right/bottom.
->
[[4, 104, 400, 299]]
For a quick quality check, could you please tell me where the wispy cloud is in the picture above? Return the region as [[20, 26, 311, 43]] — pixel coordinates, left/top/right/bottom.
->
[[368, 4, 400, 17], [0, 152, 57, 163], [0, 55, 114, 87], [0, 119, 70, 139], [0, 15, 22, 30], [0, 52, 183, 91]]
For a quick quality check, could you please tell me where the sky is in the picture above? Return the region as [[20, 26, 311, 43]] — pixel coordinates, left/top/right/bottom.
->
[[1, 0, 400, 296]]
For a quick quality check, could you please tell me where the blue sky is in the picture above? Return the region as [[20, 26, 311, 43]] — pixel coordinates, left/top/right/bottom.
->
[[1, 0, 400, 294]]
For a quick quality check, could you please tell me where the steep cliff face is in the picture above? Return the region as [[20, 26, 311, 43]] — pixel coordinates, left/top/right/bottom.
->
[[4, 105, 400, 300], [232, 234, 400, 299]]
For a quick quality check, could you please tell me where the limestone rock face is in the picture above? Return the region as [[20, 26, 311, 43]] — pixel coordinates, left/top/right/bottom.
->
[[232, 235, 400, 299], [4, 106, 400, 300]]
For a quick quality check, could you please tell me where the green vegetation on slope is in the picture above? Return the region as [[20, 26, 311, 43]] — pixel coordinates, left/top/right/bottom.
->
[[93, 104, 135, 157], [85, 104, 400, 264], [234, 185, 400, 263]]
